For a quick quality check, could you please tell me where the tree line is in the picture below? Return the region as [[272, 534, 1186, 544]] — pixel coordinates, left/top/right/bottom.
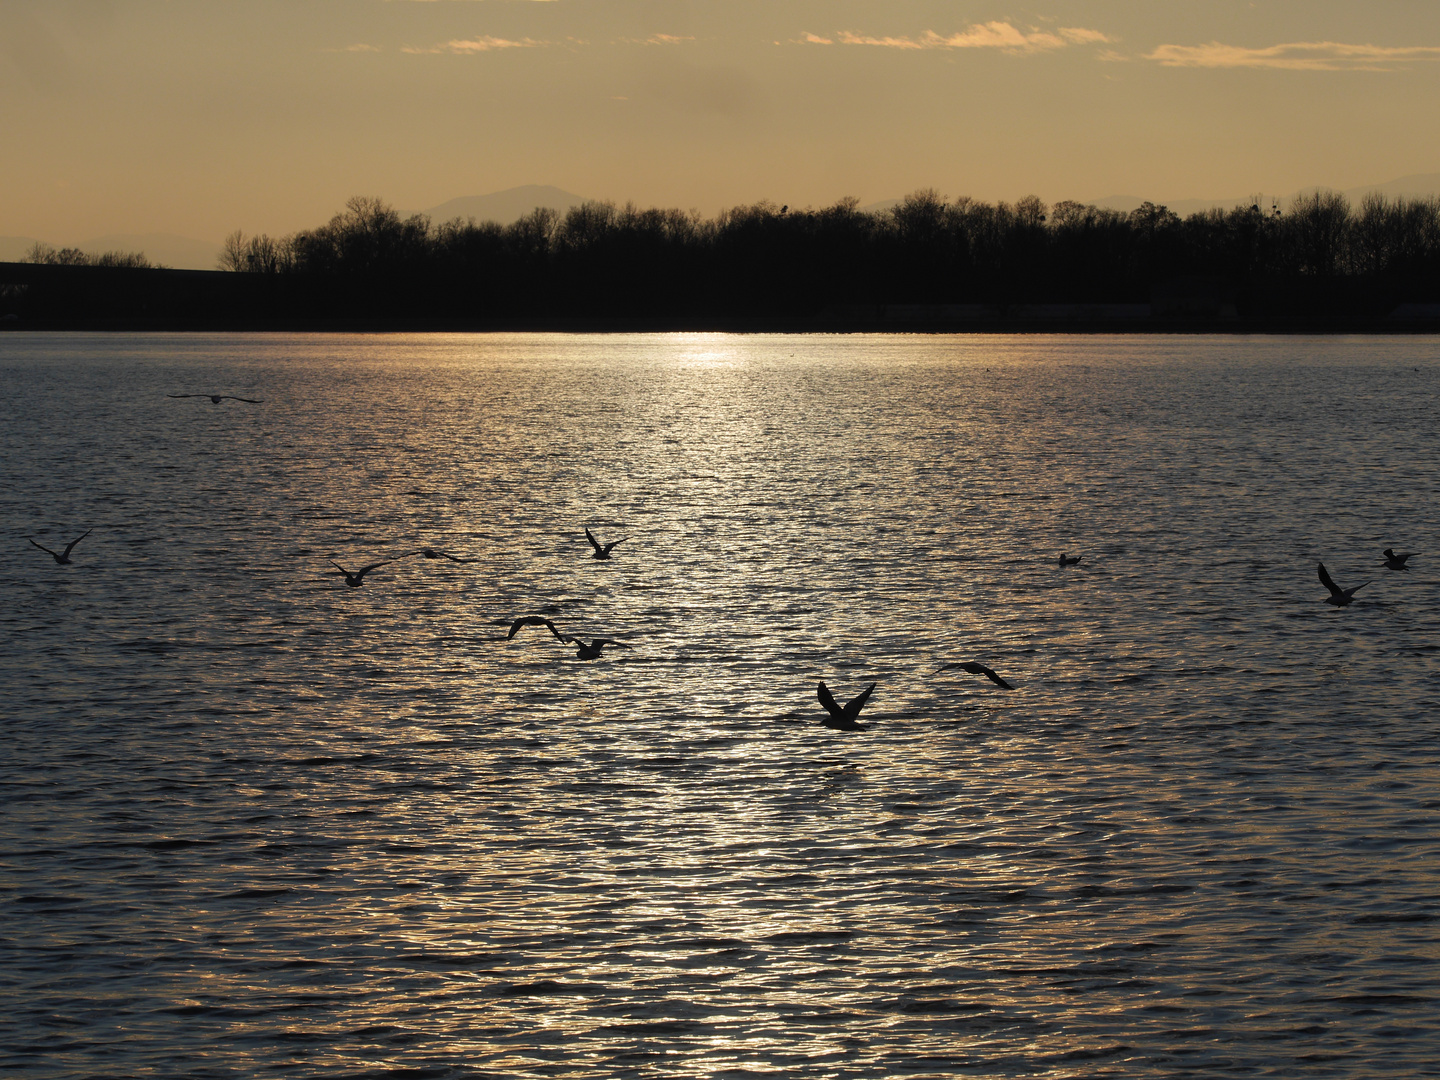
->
[[207, 190, 1440, 322], [24, 243, 152, 269]]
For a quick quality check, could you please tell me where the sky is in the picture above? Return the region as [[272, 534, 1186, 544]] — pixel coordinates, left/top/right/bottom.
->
[[3, 0, 1440, 244]]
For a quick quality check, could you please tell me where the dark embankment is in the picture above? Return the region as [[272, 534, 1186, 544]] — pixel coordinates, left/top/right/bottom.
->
[[5, 192, 1440, 332]]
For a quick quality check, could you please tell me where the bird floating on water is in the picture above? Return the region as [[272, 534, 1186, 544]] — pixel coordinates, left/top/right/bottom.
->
[[929, 660, 1015, 689], [1382, 548, 1420, 571], [1318, 562, 1369, 607], [817, 680, 876, 732], [167, 394, 263, 404], [410, 547, 476, 563], [585, 528, 629, 560], [1057, 553, 1082, 567], [29, 530, 90, 565], [329, 557, 406, 588], [506, 616, 569, 642]]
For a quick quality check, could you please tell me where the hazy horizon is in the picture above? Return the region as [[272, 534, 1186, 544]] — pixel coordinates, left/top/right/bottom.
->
[[4, 2, 1439, 250]]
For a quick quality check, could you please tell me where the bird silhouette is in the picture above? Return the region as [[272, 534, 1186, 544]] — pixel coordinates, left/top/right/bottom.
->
[[329, 557, 405, 588], [1318, 562, 1369, 606], [167, 394, 263, 404], [817, 680, 876, 732], [29, 530, 90, 565], [410, 547, 476, 563], [929, 660, 1014, 689], [569, 637, 629, 660], [1382, 548, 1419, 571], [1057, 553, 1082, 567], [506, 616, 569, 641], [585, 528, 629, 560]]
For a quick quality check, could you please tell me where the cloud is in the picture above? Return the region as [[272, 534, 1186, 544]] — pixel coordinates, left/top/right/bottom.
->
[[806, 21, 1112, 55], [329, 43, 381, 53], [1147, 40, 1440, 71], [402, 36, 547, 54], [621, 34, 695, 46]]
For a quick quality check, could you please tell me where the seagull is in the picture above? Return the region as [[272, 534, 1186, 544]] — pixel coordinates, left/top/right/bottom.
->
[[569, 637, 630, 660], [29, 530, 90, 565], [1057, 553, 1082, 566], [410, 547, 476, 563], [928, 660, 1014, 689], [167, 394, 263, 404], [585, 528, 629, 560], [506, 616, 569, 642], [1382, 548, 1420, 571], [817, 680, 876, 732], [1318, 562, 1369, 607], [329, 557, 404, 588]]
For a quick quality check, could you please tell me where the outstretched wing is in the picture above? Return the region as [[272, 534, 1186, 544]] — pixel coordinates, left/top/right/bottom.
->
[[592, 639, 630, 649], [62, 530, 91, 557], [226, 397, 263, 404], [545, 620, 573, 643], [28, 538, 59, 558], [356, 560, 393, 577], [604, 536, 630, 554], [1317, 562, 1342, 596], [843, 681, 877, 721], [585, 528, 602, 553], [507, 616, 543, 639], [985, 668, 1015, 689], [166, 394, 200, 398], [817, 681, 844, 720]]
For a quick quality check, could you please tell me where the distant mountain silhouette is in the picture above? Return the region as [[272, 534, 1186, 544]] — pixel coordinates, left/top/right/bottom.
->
[[1349, 172, 1440, 200], [418, 185, 590, 226]]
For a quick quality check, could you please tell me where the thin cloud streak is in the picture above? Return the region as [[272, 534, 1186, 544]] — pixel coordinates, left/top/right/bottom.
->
[[402, 36, 547, 54], [620, 34, 695, 46], [811, 21, 1112, 55], [1148, 40, 1440, 71]]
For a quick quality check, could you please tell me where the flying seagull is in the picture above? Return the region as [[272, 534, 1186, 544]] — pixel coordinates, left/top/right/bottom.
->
[[569, 637, 630, 660], [1057, 553, 1082, 567], [1382, 548, 1420, 571], [1318, 562, 1369, 607], [29, 530, 90, 565], [410, 547, 477, 563], [585, 528, 629, 560], [929, 660, 1015, 689], [167, 394, 263, 404], [817, 680, 876, 732], [329, 557, 405, 588], [506, 616, 569, 642]]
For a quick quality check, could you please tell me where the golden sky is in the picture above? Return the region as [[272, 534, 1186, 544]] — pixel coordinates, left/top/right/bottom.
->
[[3, 0, 1439, 243]]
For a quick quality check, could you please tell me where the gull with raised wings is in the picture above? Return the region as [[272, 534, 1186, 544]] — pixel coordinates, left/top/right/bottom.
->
[[29, 530, 90, 565], [1318, 562, 1369, 607], [1382, 548, 1420, 571], [585, 528, 629, 560], [817, 680, 877, 732]]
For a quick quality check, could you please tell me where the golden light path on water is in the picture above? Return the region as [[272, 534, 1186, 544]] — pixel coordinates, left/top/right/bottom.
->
[[1, 332, 1437, 1078]]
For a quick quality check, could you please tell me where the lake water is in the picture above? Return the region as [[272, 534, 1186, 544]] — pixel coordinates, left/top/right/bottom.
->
[[1, 332, 1437, 1078]]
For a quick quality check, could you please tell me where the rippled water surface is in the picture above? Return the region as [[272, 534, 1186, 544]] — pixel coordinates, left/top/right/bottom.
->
[[2, 332, 1438, 1078]]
